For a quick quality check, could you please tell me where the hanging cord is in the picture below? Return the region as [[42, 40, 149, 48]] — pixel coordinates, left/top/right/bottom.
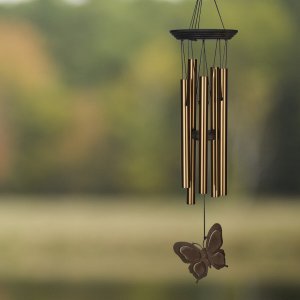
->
[[218, 39, 222, 67], [203, 41, 209, 76], [221, 40, 226, 68], [198, 40, 205, 75], [181, 41, 184, 78], [197, 40, 204, 92], [181, 41, 187, 78], [197, 0, 203, 29], [225, 40, 228, 68], [189, 0, 203, 29], [221, 40, 228, 68], [189, 0, 201, 29], [198, 41, 209, 86], [191, 41, 194, 58], [187, 40, 194, 60], [190, 0, 224, 29], [213, 39, 219, 67], [195, 0, 203, 29], [203, 195, 207, 245], [213, 0, 225, 29]]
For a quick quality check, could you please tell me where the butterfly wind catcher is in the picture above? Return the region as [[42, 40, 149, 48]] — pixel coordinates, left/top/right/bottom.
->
[[170, 0, 238, 282]]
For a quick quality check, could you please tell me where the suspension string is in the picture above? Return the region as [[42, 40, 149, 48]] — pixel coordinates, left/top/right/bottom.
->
[[187, 40, 194, 58], [188, 39, 194, 59], [191, 41, 194, 59], [189, 0, 197, 29], [194, 0, 201, 29], [213, 0, 225, 29], [181, 41, 184, 78], [203, 195, 206, 243], [205, 43, 209, 76], [198, 40, 205, 76], [191, 0, 226, 30], [189, 0, 200, 29], [197, 0, 203, 29], [221, 40, 226, 68], [219, 39, 222, 67], [213, 39, 218, 67], [197, 40, 204, 96], [194, 0, 203, 29], [203, 41, 208, 76], [225, 41, 228, 68], [182, 41, 187, 77]]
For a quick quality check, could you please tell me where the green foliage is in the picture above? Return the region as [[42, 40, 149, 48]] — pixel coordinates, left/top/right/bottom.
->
[[0, 0, 298, 194]]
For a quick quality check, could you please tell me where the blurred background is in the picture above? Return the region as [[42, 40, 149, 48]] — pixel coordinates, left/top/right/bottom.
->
[[0, 0, 299, 299]]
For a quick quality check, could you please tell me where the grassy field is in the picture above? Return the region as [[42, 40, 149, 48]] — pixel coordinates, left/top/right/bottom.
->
[[0, 196, 299, 299]]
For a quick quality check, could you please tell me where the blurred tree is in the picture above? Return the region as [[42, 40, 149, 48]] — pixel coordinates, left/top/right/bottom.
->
[[0, 0, 298, 195]]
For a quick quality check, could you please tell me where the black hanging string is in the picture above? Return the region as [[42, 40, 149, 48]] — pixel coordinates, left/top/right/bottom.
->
[[197, 40, 204, 94], [181, 41, 184, 78], [213, 39, 219, 66], [221, 40, 226, 68], [181, 41, 187, 78], [195, 0, 203, 29], [197, 0, 203, 29], [190, 0, 225, 30], [198, 40, 204, 75], [194, 0, 201, 29], [198, 40, 209, 89], [218, 39, 222, 67], [192, 0, 203, 29], [189, 0, 200, 29], [191, 41, 194, 58], [225, 41, 228, 67], [213, 0, 226, 29], [203, 41, 209, 76], [203, 195, 206, 244]]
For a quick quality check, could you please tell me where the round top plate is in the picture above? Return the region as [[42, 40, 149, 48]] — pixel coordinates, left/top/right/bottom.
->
[[170, 29, 238, 41]]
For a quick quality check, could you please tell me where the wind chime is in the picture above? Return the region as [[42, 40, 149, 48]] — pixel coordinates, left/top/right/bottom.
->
[[170, 0, 238, 281]]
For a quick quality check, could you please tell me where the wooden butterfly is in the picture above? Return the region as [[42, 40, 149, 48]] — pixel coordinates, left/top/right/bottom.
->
[[173, 223, 228, 282]]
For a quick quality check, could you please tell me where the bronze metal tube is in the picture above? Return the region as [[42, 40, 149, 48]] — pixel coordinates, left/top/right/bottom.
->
[[210, 67, 221, 197], [199, 76, 208, 194], [187, 59, 197, 205], [219, 73, 224, 196], [181, 79, 189, 188], [220, 68, 228, 196]]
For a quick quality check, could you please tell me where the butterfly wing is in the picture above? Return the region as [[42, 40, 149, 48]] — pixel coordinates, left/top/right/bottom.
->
[[206, 223, 228, 269], [206, 223, 223, 253], [209, 249, 228, 269], [173, 242, 201, 263], [189, 260, 209, 281], [174, 242, 209, 281]]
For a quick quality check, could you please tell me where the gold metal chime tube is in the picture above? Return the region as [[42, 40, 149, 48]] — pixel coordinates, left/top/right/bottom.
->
[[211, 67, 221, 197], [199, 76, 208, 194], [220, 68, 228, 196], [211, 67, 228, 197], [181, 79, 189, 188], [187, 58, 197, 205]]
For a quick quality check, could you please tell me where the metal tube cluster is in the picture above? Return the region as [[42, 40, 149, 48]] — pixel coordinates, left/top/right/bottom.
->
[[181, 59, 228, 203]]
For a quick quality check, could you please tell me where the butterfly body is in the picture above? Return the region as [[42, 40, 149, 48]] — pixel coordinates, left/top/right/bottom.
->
[[173, 223, 228, 281]]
